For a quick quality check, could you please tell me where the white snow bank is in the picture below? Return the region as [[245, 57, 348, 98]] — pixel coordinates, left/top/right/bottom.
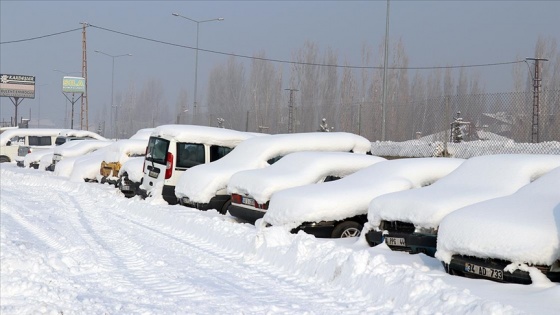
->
[[0, 128, 63, 145], [118, 156, 145, 182], [176, 132, 373, 203], [368, 154, 560, 229], [262, 158, 465, 230], [228, 152, 386, 204], [149, 124, 256, 146], [436, 166, 560, 266]]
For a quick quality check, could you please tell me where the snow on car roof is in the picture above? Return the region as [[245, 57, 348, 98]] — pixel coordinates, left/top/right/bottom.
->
[[129, 128, 155, 140], [175, 132, 373, 203], [436, 166, 560, 266], [261, 158, 465, 229], [53, 140, 113, 157], [150, 124, 256, 146], [367, 154, 560, 229], [57, 129, 107, 140], [0, 128, 64, 145], [227, 152, 386, 204]]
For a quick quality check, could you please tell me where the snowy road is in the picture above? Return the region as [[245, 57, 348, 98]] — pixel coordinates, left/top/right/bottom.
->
[[1, 165, 558, 314]]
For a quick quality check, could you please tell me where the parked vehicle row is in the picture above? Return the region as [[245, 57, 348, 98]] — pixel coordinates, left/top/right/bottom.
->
[[10, 125, 560, 286]]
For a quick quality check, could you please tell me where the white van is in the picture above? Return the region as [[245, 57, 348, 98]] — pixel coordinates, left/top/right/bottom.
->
[[0, 128, 63, 163], [138, 125, 257, 205]]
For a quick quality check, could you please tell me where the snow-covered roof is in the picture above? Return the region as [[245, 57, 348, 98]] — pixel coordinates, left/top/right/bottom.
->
[[57, 129, 107, 141], [149, 125, 255, 146], [0, 128, 64, 145], [129, 128, 155, 140], [118, 156, 145, 182], [262, 158, 465, 230], [367, 154, 560, 229], [175, 132, 373, 203], [436, 166, 560, 266], [53, 140, 113, 157], [227, 152, 386, 204]]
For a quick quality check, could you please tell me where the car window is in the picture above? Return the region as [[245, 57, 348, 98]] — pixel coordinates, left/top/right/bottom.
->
[[10, 136, 25, 145], [176, 143, 205, 168], [55, 137, 67, 145], [28, 136, 52, 146], [267, 156, 283, 165], [324, 175, 341, 182], [209, 145, 233, 162], [146, 137, 170, 165]]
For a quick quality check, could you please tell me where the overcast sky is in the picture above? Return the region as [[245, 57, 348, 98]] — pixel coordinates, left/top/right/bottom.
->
[[1, 1, 559, 130]]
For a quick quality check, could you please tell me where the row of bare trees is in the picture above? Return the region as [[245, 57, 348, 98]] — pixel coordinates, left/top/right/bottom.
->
[[101, 36, 559, 141]]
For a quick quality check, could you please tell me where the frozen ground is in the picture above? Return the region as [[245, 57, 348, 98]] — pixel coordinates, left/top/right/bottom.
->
[[1, 163, 559, 314]]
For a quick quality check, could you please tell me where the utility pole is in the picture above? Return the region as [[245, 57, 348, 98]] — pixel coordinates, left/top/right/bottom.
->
[[381, 0, 391, 141], [81, 22, 89, 130], [526, 57, 548, 143], [285, 88, 298, 133]]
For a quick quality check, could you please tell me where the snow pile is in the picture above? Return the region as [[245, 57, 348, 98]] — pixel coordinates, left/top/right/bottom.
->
[[228, 152, 385, 204], [2, 164, 547, 314], [118, 156, 145, 182], [436, 166, 560, 267], [262, 158, 465, 230], [368, 154, 560, 229], [176, 132, 372, 203]]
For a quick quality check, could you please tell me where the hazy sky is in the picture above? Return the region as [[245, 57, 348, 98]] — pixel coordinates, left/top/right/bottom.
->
[[1, 1, 559, 129]]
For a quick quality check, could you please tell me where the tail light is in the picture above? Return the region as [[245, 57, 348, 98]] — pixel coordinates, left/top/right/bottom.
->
[[231, 194, 242, 204], [165, 152, 174, 179], [27, 148, 32, 154]]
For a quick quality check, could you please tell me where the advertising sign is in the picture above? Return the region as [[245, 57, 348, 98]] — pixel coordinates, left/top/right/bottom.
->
[[0, 74, 36, 99], [62, 76, 86, 94]]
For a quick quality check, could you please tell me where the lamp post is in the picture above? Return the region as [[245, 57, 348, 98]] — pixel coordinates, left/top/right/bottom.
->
[[95, 50, 132, 138], [53, 69, 81, 128], [172, 12, 224, 121]]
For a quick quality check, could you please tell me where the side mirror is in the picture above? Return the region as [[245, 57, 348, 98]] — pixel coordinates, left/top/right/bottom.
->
[[6, 141, 11, 146]]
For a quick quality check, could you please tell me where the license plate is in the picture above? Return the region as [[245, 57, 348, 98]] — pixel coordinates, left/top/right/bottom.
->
[[149, 170, 159, 178], [385, 237, 406, 247], [464, 263, 503, 280], [121, 185, 131, 191], [241, 196, 254, 206]]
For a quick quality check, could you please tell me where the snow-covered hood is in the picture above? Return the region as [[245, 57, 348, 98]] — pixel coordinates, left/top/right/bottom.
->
[[175, 132, 373, 203], [262, 158, 465, 230], [228, 152, 385, 204], [436, 166, 560, 266], [368, 154, 560, 229]]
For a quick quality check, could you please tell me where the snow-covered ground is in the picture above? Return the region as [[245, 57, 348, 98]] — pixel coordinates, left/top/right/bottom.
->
[[1, 163, 558, 314]]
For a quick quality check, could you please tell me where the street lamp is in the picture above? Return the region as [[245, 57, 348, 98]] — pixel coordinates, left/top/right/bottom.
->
[[53, 69, 82, 128], [94, 50, 132, 138], [172, 12, 224, 120]]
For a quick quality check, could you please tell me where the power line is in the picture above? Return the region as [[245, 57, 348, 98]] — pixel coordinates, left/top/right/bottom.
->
[[0, 27, 83, 44], [2, 24, 526, 70]]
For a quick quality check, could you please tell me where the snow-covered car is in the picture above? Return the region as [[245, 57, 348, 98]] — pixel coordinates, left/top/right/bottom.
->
[[69, 139, 147, 183], [259, 158, 465, 238], [22, 147, 55, 169], [228, 151, 386, 224], [139, 125, 257, 205], [176, 132, 373, 215], [54, 129, 107, 145], [365, 154, 560, 257], [1, 128, 63, 163], [436, 166, 560, 284], [117, 156, 145, 198], [50, 140, 113, 176]]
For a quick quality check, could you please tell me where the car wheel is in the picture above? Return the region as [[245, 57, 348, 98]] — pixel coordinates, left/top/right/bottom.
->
[[331, 221, 363, 238], [0, 156, 10, 163], [219, 200, 231, 215]]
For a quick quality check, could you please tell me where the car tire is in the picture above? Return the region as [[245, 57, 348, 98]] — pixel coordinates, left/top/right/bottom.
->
[[331, 221, 363, 238], [0, 156, 10, 163], [219, 200, 231, 215]]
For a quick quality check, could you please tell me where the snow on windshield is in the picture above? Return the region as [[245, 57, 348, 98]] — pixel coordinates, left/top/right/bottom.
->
[[262, 158, 465, 230], [436, 166, 560, 267], [175, 132, 373, 203], [367, 154, 560, 229], [228, 152, 385, 204]]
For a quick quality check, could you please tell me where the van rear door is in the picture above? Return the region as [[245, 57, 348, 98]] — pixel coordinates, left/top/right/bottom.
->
[[144, 136, 170, 181]]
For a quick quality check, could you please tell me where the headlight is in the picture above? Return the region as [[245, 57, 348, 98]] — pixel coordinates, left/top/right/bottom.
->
[[414, 226, 438, 235]]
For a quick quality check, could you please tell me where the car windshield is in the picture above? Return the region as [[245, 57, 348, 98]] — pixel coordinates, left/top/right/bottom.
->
[[145, 137, 170, 165]]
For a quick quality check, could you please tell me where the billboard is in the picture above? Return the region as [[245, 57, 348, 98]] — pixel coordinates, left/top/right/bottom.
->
[[62, 76, 86, 94], [0, 74, 36, 99]]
